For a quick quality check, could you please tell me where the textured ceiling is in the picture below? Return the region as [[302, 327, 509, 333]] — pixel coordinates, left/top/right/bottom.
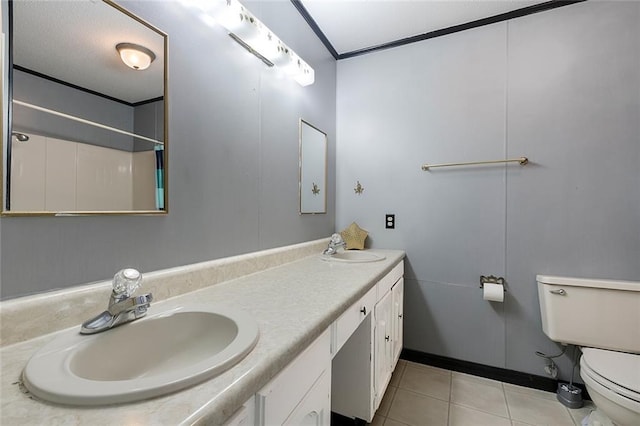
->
[[12, 1, 164, 104]]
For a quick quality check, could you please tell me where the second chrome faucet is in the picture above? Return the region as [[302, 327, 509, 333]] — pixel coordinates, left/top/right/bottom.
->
[[322, 233, 347, 256]]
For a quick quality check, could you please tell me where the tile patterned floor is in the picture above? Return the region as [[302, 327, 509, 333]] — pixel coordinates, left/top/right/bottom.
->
[[369, 360, 596, 426]]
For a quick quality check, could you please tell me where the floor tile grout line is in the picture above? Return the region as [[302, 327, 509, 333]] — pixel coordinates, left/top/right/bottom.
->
[[393, 386, 452, 404], [450, 373, 512, 419], [452, 373, 506, 390], [502, 382, 513, 421], [384, 364, 404, 424], [448, 401, 512, 421], [447, 371, 453, 426], [565, 406, 576, 426], [395, 363, 452, 403], [384, 417, 411, 426], [404, 362, 452, 377], [504, 385, 559, 401]]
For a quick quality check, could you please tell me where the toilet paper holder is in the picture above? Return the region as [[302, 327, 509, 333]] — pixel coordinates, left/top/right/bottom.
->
[[480, 275, 506, 291]]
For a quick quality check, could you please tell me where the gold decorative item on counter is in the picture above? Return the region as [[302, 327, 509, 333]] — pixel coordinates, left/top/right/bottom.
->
[[340, 222, 368, 250]]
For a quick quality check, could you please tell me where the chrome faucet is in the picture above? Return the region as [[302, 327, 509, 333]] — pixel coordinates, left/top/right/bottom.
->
[[323, 233, 346, 255], [80, 268, 153, 335]]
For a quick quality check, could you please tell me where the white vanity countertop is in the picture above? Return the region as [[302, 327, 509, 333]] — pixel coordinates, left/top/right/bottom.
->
[[0, 248, 405, 425]]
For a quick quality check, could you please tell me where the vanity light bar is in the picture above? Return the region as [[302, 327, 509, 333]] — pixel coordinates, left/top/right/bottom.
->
[[183, 0, 315, 86], [227, 33, 275, 68]]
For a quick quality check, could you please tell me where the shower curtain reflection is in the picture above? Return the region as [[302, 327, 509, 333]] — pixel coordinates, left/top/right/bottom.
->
[[155, 145, 164, 210]]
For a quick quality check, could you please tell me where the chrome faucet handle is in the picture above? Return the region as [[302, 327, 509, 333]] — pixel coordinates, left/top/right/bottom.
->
[[329, 233, 345, 246]]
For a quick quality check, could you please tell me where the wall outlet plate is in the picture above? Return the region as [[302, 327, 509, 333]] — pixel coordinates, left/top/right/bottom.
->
[[385, 214, 395, 229]]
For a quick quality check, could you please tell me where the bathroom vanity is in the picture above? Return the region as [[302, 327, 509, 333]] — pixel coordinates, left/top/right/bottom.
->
[[0, 239, 405, 425], [246, 260, 404, 425]]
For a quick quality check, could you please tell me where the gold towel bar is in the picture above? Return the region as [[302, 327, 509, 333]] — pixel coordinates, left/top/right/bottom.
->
[[421, 157, 528, 171]]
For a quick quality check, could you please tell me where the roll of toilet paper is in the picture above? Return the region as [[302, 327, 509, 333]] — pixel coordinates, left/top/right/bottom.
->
[[483, 283, 504, 302]]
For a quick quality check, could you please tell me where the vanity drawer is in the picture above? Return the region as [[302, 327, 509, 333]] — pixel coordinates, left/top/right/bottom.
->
[[333, 285, 377, 355], [256, 328, 330, 426], [377, 261, 404, 301]]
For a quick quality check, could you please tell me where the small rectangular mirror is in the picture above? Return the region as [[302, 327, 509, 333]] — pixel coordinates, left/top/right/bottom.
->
[[2, 0, 167, 215], [299, 119, 327, 214]]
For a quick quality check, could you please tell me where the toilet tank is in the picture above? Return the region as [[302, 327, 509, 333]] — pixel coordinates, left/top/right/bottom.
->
[[537, 275, 640, 354]]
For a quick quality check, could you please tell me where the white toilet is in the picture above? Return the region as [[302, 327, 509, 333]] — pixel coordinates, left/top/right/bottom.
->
[[537, 275, 640, 426]]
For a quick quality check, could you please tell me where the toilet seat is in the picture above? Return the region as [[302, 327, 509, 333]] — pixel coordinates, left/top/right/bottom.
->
[[580, 348, 640, 402], [581, 366, 640, 425], [580, 347, 640, 420]]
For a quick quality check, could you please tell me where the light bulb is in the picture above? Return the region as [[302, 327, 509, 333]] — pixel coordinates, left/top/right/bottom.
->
[[116, 43, 156, 71]]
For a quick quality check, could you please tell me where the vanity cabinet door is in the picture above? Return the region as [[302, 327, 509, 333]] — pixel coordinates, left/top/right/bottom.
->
[[283, 369, 331, 426], [391, 278, 404, 367], [374, 289, 393, 410], [256, 329, 330, 426]]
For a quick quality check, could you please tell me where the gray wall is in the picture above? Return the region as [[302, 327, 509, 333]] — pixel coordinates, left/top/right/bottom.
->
[[0, 0, 336, 299], [336, 1, 640, 381]]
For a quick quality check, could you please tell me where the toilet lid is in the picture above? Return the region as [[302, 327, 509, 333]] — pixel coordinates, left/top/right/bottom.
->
[[581, 348, 640, 394]]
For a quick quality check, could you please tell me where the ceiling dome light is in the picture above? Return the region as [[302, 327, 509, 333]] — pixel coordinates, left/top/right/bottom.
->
[[116, 43, 156, 71]]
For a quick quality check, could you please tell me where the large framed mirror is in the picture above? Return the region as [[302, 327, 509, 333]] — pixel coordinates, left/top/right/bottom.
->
[[2, 0, 167, 215], [299, 119, 327, 214]]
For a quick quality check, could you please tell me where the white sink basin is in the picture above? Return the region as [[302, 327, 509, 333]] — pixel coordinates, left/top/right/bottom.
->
[[22, 305, 259, 406], [321, 251, 386, 263]]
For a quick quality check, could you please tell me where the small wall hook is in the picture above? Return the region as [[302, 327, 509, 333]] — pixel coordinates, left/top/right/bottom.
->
[[354, 181, 364, 195]]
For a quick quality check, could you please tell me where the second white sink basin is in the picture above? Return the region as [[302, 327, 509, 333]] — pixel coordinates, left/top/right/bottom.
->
[[321, 251, 386, 263], [22, 305, 259, 406]]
